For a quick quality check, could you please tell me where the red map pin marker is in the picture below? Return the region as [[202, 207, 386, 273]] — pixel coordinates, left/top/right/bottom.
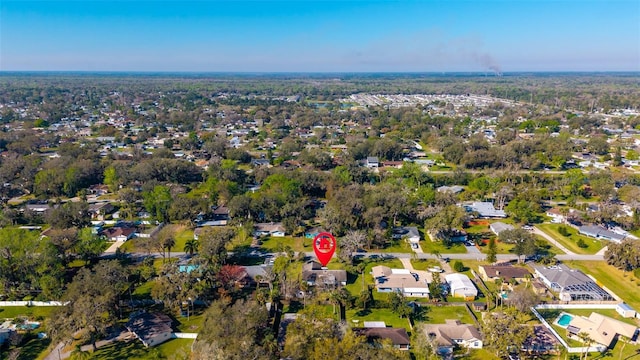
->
[[313, 232, 337, 267]]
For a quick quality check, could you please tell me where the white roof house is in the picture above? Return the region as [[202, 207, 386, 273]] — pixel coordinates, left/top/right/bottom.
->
[[489, 222, 514, 236], [445, 273, 478, 299], [463, 202, 506, 218]]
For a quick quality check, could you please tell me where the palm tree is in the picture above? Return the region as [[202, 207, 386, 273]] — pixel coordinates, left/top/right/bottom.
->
[[577, 332, 594, 360], [184, 238, 199, 256], [162, 236, 176, 263], [70, 345, 90, 360]]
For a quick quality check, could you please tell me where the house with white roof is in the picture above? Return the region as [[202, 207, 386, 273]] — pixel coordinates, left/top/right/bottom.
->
[[462, 202, 506, 218], [445, 273, 477, 299]]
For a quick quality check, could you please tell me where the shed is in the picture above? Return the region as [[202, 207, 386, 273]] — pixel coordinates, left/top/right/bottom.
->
[[616, 303, 636, 318]]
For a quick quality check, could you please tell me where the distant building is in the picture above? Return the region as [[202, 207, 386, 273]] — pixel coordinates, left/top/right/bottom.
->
[[437, 185, 464, 194], [254, 223, 286, 237], [462, 202, 506, 218], [365, 156, 379, 168], [392, 226, 421, 243]]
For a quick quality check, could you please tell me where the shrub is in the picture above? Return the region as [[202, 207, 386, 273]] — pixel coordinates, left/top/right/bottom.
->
[[576, 238, 587, 248], [453, 261, 465, 272], [558, 226, 570, 237]]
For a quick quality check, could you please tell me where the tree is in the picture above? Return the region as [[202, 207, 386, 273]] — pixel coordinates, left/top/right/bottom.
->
[[499, 228, 537, 263], [192, 299, 276, 360], [198, 227, 236, 270], [481, 309, 533, 359], [338, 230, 365, 264], [506, 287, 539, 313], [103, 166, 119, 192], [452, 260, 465, 272], [425, 204, 468, 242], [486, 237, 498, 263], [429, 272, 444, 301], [184, 238, 199, 256], [48, 261, 128, 349], [387, 292, 413, 318], [605, 239, 640, 271], [578, 332, 595, 360], [412, 324, 438, 360]]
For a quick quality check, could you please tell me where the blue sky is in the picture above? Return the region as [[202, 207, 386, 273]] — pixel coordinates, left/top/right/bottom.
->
[[1, 0, 639, 72]]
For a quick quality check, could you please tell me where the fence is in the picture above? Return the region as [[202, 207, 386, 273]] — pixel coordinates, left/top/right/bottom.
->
[[532, 306, 609, 354], [0, 301, 67, 306]]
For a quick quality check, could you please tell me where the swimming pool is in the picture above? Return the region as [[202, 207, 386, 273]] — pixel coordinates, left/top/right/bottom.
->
[[556, 313, 574, 327]]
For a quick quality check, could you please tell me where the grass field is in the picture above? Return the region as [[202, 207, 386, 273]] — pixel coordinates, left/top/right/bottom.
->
[[537, 224, 605, 254], [565, 260, 640, 309], [0, 307, 57, 320], [259, 236, 311, 253], [421, 239, 468, 255], [410, 259, 441, 271], [418, 305, 475, 324], [88, 338, 193, 359]]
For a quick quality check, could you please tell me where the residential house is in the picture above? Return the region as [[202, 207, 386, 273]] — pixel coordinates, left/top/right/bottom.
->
[[489, 221, 514, 236], [301, 261, 347, 288], [254, 223, 286, 237], [444, 273, 478, 299], [354, 325, 411, 351], [423, 320, 483, 355], [437, 185, 464, 194], [577, 225, 626, 243], [88, 202, 115, 221], [533, 264, 614, 302], [87, 184, 110, 196], [392, 226, 420, 244], [126, 312, 173, 347], [101, 227, 136, 241], [371, 266, 430, 297], [478, 264, 531, 283], [463, 202, 506, 218], [566, 312, 638, 349], [546, 208, 565, 223], [24, 202, 51, 214], [365, 156, 379, 168]]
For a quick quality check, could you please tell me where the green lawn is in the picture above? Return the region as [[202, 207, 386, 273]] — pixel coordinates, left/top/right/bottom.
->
[[259, 236, 311, 253], [0, 307, 57, 320], [418, 305, 475, 324], [410, 259, 441, 271], [347, 308, 412, 330], [175, 312, 205, 333], [88, 338, 192, 359], [131, 281, 154, 300], [565, 261, 640, 309], [377, 239, 414, 253], [537, 224, 605, 254], [421, 240, 468, 255]]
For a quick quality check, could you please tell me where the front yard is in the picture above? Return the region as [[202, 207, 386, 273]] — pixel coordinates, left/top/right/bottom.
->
[[537, 224, 605, 255]]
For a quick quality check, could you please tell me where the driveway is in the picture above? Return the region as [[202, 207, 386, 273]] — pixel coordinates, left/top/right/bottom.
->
[[532, 226, 574, 255]]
